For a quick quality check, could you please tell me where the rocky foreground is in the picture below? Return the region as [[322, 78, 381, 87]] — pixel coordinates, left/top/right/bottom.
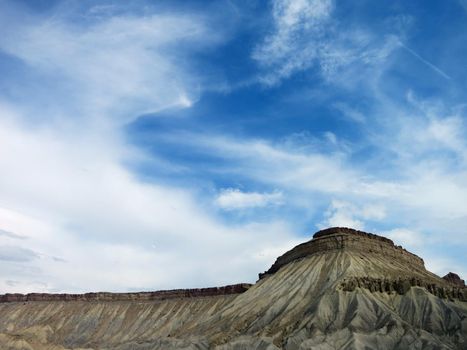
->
[[0, 227, 466, 349]]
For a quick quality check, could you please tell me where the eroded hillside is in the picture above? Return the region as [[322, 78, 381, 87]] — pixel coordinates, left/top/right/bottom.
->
[[0, 227, 466, 350]]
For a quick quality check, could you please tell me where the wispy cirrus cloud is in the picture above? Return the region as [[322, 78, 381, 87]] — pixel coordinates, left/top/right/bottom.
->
[[253, 0, 334, 85], [0, 1, 300, 293], [252, 0, 401, 86], [0, 2, 220, 123], [216, 188, 283, 210]]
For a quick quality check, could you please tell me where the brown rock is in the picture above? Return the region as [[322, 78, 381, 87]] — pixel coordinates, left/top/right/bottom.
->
[[443, 272, 466, 287], [259, 227, 424, 279], [0, 283, 252, 303]]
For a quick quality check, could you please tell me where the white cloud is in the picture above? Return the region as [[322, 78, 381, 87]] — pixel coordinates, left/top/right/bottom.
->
[[253, 0, 334, 85], [0, 3, 299, 293], [323, 131, 338, 145], [154, 117, 467, 249], [189, 135, 352, 192], [253, 0, 400, 86], [400, 92, 467, 158], [383, 228, 425, 248], [0, 109, 299, 292], [371, 93, 467, 226], [333, 102, 366, 123], [425, 256, 467, 282], [216, 188, 283, 210], [161, 131, 396, 197], [0, 4, 218, 123], [321, 204, 364, 230], [360, 204, 387, 221], [319, 200, 386, 230]]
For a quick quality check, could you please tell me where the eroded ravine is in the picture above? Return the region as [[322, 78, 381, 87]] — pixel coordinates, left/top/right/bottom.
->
[[0, 227, 466, 349]]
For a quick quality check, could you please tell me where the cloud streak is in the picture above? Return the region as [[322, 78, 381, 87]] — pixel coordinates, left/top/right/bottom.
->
[[0, 2, 220, 123], [216, 189, 283, 210], [399, 42, 451, 80], [0, 246, 38, 262], [252, 0, 402, 86], [0, 228, 26, 240], [253, 0, 334, 85]]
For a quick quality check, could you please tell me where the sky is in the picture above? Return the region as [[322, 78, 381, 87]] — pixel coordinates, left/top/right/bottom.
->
[[0, 0, 466, 293]]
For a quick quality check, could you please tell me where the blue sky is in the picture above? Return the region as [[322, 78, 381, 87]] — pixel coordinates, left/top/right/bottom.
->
[[0, 0, 466, 293]]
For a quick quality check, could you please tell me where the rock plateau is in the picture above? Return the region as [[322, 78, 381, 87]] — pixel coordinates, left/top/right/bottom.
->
[[0, 227, 466, 349]]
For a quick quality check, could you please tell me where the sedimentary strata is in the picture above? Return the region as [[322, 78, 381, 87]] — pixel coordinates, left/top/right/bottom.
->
[[443, 272, 466, 287], [0, 227, 465, 350], [0, 283, 251, 303], [340, 276, 467, 301], [259, 226, 424, 279]]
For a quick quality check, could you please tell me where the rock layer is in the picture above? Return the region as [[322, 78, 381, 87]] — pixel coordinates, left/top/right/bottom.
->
[[259, 227, 424, 279], [0, 283, 251, 303], [340, 276, 467, 301], [0, 227, 465, 350], [443, 272, 466, 287]]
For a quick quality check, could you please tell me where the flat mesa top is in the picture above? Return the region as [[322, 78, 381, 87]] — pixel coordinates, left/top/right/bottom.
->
[[257, 226, 427, 280], [313, 227, 394, 245]]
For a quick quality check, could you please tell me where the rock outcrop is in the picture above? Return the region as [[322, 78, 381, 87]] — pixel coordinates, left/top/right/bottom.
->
[[340, 276, 467, 301], [259, 227, 424, 279], [443, 272, 466, 287], [0, 283, 251, 303], [0, 227, 465, 350]]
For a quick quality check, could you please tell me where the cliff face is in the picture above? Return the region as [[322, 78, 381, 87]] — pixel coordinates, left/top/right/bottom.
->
[[259, 227, 424, 279], [0, 227, 466, 350], [443, 272, 466, 287], [0, 284, 251, 303]]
